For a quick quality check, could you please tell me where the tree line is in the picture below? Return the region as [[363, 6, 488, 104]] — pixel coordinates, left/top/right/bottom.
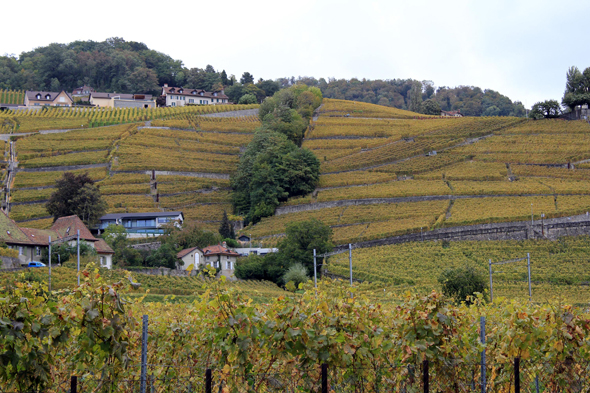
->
[[283, 76, 527, 117], [0, 38, 278, 100]]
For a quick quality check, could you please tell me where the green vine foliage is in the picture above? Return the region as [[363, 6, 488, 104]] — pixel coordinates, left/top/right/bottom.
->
[[2, 270, 590, 392]]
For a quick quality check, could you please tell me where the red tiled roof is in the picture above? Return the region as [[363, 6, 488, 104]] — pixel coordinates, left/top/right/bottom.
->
[[177, 246, 202, 259], [50, 216, 97, 241], [20, 228, 59, 246], [202, 244, 239, 257], [95, 239, 114, 254]]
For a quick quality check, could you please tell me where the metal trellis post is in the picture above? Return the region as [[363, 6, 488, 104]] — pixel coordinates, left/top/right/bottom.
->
[[527, 253, 532, 302], [140, 315, 148, 393], [77, 230, 80, 286], [349, 243, 353, 298], [488, 259, 493, 302], [313, 249, 317, 290], [48, 236, 51, 292], [480, 316, 486, 393]]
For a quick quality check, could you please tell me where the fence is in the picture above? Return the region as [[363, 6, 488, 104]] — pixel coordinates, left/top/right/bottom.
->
[[3, 358, 590, 392]]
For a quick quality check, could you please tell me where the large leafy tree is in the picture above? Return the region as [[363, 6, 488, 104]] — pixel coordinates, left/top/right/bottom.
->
[[46, 172, 107, 227], [529, 100, 562, 119], [231, 130, 320, 224], [562, 66, 590, 110]]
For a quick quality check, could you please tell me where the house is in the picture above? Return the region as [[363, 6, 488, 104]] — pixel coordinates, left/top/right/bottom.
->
[[161, 85, 229, 107], [441, 110, 463, 117], [24, 91, 73, 107], [97, 212, 184, 238], [72, 85, 95, 97], [234, 247, 278, 257], [89, 92, 155, 109], [176, 246, 203, 271], [202, 243, 240, 279], [0, 211, 114, 268]]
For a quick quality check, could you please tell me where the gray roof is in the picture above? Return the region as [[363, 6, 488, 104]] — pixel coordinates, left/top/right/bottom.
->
[[91, 92, 153, 100], [100, 212, 184, 220], [26, 91, 73, 102]]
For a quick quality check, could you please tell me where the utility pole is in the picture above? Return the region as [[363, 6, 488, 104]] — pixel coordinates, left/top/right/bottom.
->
[[349, 243, 353, 298]]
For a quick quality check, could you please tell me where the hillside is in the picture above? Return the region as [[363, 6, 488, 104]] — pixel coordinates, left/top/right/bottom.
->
[[0, 104, 258, 230], [246, 98, 590, 245]]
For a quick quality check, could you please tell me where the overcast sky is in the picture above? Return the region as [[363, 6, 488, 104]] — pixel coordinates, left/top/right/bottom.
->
[[3, 0, 589, 108]]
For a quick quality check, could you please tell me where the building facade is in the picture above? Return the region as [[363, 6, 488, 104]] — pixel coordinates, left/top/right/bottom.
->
[[24, 91, 74, 107], [98, 212, 184, 238], [161, 85, 229, 107], [0, 212, 114, 268], [89, 92, 155, 108]]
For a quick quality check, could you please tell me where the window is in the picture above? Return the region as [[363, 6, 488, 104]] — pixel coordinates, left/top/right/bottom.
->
[[36, 94, 41, 99], [35, 247, 41, 256], [18, 247, 23, 255], [45, 94, 51, 100], [226, 261, 230, 270], [171, 102, 176, 107], [189, 99, 194, 104], [59, 97, 65, 102], [100, 257, 105, 266]]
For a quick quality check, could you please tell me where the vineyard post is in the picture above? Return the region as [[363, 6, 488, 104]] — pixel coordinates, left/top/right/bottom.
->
[[140, 315, 148, 393], [422, 359, 429, 393], [488, 259, 493, 302], [70, 376, 77, 393], [321, 364, 328, 393], [480, 316, 486, 393], [205, 369, 212, 393], [48, 236, 52, 292], [348, 243, 353, 298], [514, 357, 520, 393], [77, 230, 80, 286], [527, 253, 532, 302]]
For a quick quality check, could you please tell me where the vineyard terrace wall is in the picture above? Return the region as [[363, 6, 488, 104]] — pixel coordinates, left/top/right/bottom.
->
[[332, 213, 590, 252]]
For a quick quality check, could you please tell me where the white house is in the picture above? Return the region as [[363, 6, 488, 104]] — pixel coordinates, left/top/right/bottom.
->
[[97, 212, 184, 238], [176, 246, 203, 271], [161, 85, 229, 107]]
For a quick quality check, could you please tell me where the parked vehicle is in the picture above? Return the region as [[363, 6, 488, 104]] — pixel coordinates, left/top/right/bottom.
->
[[28, 261, 46, 268]]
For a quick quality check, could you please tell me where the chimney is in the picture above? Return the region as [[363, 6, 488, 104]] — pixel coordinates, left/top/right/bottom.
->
[[163, 83, 168, 88], [222, 241, 227, 249], [221, 89, 224, 95]]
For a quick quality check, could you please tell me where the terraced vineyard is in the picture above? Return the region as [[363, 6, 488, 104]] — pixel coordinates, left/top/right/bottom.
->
[[0, 103, 258, 132], [246, 98, 590, 245], [326, 236, 590, 305], [6, 115, 258, 229]]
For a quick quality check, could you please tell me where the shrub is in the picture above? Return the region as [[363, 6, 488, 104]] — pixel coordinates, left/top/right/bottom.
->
[[438, 266, 487, 304], [282, 263, 309, 289]]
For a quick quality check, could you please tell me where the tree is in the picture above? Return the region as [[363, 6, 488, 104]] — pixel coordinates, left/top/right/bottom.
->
[[277, 219, 333, 279], [408, 81, 423, 113], [220, 70, 229, 86], [283, 263, 309, 290], [46, 172, 107, 227], [420, 99, 441, 115], [238, 93, 257, 104], [529, 100, 562, 119], [218, 211, 235, 239], [145, 243, 178, 269], [438, 266, 487, 304], [562, 66, 590, 110], [162, 222, 220, 249], [240, 72, 254, 85]]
